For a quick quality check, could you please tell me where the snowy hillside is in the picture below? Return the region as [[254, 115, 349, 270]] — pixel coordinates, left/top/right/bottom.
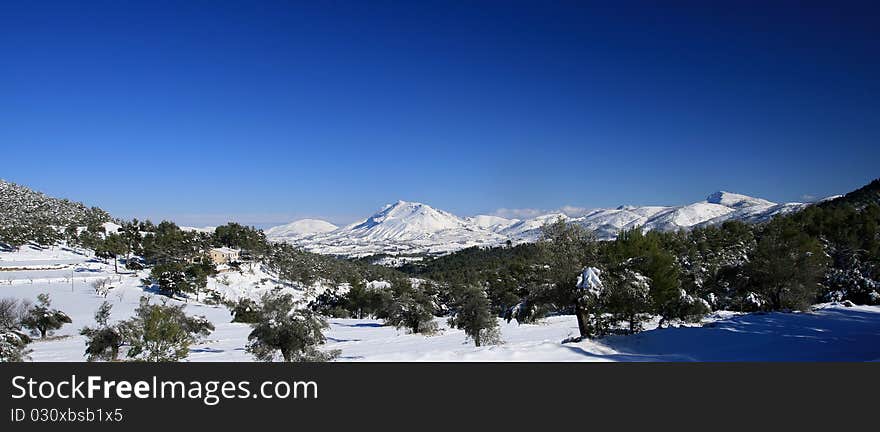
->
[[268, 192, 810, 257], [0, 179, 110, 230], [264, 218, 338, 241], [465, 215, 517, 230]]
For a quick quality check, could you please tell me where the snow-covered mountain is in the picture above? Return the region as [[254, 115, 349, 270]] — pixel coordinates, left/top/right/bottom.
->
[[266, 192, 809, 257], [271, 201, 508, 257], [264, 219, 338, 241], [465, 215, 517, 230]]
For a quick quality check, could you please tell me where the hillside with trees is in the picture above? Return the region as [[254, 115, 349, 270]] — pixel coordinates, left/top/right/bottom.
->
[[0, 179, 111, 248]]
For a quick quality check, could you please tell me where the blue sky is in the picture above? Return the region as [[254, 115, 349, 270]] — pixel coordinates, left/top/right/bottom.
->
[[2, 1, 878, 227]]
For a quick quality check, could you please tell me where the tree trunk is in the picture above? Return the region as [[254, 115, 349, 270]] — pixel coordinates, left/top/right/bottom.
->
[[574, 303, 589, 338], [475, 332, 481, 347], [114, 256, 118, 274]]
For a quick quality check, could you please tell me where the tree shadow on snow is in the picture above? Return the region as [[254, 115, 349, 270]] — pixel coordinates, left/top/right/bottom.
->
[[593, 308, 880, 362], [335, 322, 384, 328]]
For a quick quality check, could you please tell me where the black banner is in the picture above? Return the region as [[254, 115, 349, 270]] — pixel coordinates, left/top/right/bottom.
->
[[2, 363, 875, 430]]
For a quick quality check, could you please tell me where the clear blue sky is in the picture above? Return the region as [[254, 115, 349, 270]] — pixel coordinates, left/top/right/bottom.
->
[[2, 1, 878, 226]]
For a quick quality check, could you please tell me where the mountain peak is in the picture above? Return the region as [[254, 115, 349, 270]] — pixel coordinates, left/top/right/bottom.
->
[[265, 218, 338, 240], [706, 191, 774, 209]]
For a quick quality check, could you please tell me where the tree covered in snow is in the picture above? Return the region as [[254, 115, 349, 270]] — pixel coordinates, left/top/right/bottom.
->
[[20, 293, 71, 339], [246, 291, 339, 362]]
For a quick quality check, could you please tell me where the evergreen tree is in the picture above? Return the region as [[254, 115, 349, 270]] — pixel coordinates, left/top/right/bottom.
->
[[746, 218, 829, 311], [0, 298, 31, 362], [534, 219, 599, 338], [246, 292, 339, 362], [121, 297, 214, 362], [80, 301, 124, 361], [604, 267, 652, 334], [447, 284, 501, 347], [95, 232, 129, 273], [21, 294, 71, 339], [384, 280, 437, 334]]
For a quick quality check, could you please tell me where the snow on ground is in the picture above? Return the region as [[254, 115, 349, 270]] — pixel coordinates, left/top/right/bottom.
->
[[3, 247, 880, 362]]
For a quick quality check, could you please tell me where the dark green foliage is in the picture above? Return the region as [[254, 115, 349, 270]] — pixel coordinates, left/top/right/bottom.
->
[[229, 297, 263, 323], [745, 218, 829, 311], [266, 242, 407, 288], [212, 223, 268, 258], [80, 301, 124, 361], [149, 261, 215, 298], [0, 179, 110, 248], [21, 294, 71, 339], [535, 219, 599, 337], [384, 280, 437, 334], [0, 298, 32, 362], [245, 292, 339, 362], [308, 288, 352, 318], [121, 297, 214, 362], [95, 232, 129, 273], [603, 268, 652, 334], [447, 284, 501, 346], [140, 221, 209, 264]]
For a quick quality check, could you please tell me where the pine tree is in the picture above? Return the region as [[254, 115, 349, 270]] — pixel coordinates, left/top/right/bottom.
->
[[746, 218, 829, 311], [447, 285, 501, 347], [0, 298, 32, 362], [605, 268, 652, 334], [80, 301, 124, 361], [246, 292, 339, 362], [535, 219, 598, 338], [121, 297, 214, 362], [384, 280, 437, 334], [20, 294, 71, 339]]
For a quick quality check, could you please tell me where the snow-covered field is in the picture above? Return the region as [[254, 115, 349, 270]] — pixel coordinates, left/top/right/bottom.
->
[[3, 246, 880, 362]]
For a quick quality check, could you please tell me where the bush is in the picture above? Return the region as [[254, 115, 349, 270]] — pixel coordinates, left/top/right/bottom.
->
[[384, 282, 438, 335], [246, 292, 339, 362], [229, 297, 262, 323], [21, 294, 71, 338], [0, 297, 32, 362], [80, 301, 124, 361], [120, 297, 214, 362], [447, 285, 502, 347]]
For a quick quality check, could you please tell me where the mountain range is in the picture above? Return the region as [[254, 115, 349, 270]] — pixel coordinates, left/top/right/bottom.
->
[[267, 191, 812, 257]]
